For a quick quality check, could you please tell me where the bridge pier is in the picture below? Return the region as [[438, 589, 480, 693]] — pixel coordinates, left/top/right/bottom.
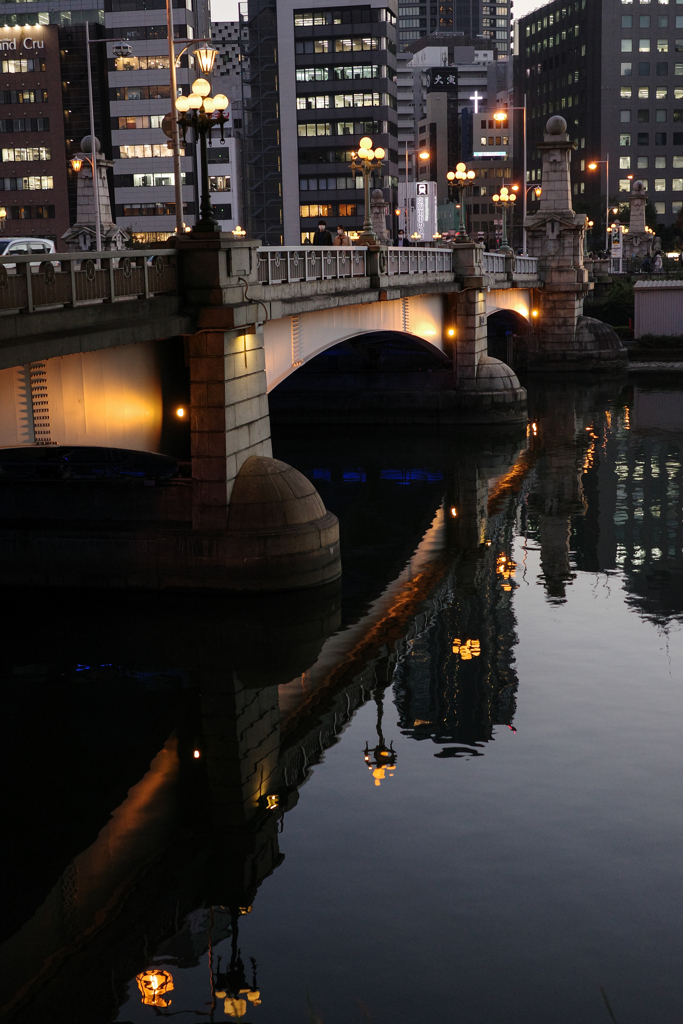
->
[[188, 324, 271, 531]]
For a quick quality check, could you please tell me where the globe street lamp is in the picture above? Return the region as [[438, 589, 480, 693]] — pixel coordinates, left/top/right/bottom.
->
[[175, 67, 230, 234], [349, 136, 385, 245], [491, 185, 517, 253], [446, 161, 475, 238]]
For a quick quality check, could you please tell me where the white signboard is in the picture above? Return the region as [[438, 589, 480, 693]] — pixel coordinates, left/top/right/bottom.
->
[[398, 181, 438, 240]]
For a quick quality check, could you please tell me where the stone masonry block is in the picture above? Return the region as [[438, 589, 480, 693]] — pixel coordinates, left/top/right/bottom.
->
[[224, 372, 267, 406], [248, 416, 271, 447], [224, 423, 251, 456], [191, 433, 227, 459], [234, 395, 266, 428], [192, 456, 228, 482], [191, 406, 226, 433]]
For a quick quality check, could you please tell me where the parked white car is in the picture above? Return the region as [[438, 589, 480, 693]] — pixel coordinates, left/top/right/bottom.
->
[[0, 237, 58, 271]]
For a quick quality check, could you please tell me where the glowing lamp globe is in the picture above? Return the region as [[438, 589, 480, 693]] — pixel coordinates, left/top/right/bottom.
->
[[191, 78, 211, 97], [175, 95, 190, 112], [188, 93, 202, 109], [456, 162, 466, 172], [357, 147, 369, 158], [374, 146, 385, 159], [202, 96, 215, 113], [359, 136, 373, 150], [493, 194, 500, 202], [366, 149, 375, 159], [447, 171, 455, 181], [213, 93, 229, 109]]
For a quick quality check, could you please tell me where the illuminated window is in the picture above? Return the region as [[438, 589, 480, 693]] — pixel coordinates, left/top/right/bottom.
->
[[114, 54, 170, 70], [654, 177, 666, 189], [1, 146, 51, 162]]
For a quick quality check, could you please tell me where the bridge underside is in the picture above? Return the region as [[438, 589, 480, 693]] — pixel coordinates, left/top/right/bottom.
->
[[264, 294, 446, 391]]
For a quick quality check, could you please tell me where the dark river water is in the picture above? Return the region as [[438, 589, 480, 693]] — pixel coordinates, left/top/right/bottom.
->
[[1, 374, 682, 1024]]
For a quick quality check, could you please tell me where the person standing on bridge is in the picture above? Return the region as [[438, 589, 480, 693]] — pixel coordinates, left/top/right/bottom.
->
[[313, 220, 333, 246], [395, 229, 411, 247], [333, 225, 351, 246]]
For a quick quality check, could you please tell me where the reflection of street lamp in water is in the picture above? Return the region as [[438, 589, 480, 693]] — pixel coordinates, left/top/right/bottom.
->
[[363, 689, 397, 787]]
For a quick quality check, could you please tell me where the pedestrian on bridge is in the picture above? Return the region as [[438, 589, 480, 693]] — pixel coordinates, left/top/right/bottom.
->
[[334, 226, 351, 246], [395, 230, 411, 247], [313, 221, 333, 246]]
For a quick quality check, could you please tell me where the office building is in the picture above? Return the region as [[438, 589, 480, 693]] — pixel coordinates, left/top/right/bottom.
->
[[0, 23, 71, 243], [207, 20, 247, 232], [243, 0, 399, 245], [0, 0, 211, 245], [107, 0, 210, 242], [398, 0, 513, 56], [517, 0, 683, 234]]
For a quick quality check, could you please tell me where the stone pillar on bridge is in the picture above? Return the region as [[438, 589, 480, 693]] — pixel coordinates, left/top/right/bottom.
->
[[525, 115, 626, 371], [623, 179, 653, 261], [177, 234, 341, 590], [451, 240, 528, 411]]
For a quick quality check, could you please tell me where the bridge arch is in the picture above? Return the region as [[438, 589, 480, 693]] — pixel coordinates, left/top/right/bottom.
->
[[263, 294, 445, 392]]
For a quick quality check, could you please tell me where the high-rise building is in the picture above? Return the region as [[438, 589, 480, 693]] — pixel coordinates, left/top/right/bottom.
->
[[0, 24, 71, 244], [0, 0, 211, 245], [207, 20, 248, 232], [107, 0, 210, 242], [243, 0, 399, 245], [398, 0, 512, 57], [517, 0, 683, 236]]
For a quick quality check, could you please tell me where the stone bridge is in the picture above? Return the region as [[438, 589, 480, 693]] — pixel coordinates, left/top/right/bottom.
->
[[0, 114, 627, 592]]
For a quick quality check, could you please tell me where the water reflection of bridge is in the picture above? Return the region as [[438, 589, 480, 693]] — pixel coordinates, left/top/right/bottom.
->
[[3, 377, 683, 1021], [0, 430, 531, 1023]]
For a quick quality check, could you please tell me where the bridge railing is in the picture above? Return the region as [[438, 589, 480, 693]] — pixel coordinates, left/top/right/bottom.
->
[[385, 247, 452, 275], [483, 252, 506, 274], [0, 249, 177, 314], [257, 246, 367, 285], [482, 253, 538, 275], [514, 256, 538, 275]]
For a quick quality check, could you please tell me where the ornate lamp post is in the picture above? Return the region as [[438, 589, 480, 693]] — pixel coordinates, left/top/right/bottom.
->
[[446, 161, 475, 238], [492, 185, 517, 253], [175, 60, 230, 234], [349, 136, 385, 245]]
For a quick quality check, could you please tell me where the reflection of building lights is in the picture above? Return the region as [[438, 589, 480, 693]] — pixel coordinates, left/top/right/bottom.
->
[[452, 638, 481, 660], [193, 749, 201, 758], [624, 406, 630, 430], [136, 969, 174, 1007], [531, 422, 538, 435], [266, 794, 279, 810], [450, 506, 457, 517], [496, 553, 517, 587]]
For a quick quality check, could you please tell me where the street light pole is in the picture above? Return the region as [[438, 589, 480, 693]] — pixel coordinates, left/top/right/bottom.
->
[[587, 156, 611, 251], [85, 21, 102, 253], [350, 135, 385, 244], [175, 65, 229, 234], [166, 0, 185, 236], [494, 104, 527, 251]]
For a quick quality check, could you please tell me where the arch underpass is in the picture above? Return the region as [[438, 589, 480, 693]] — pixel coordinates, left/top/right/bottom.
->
[[263, 293, 446, 392]]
